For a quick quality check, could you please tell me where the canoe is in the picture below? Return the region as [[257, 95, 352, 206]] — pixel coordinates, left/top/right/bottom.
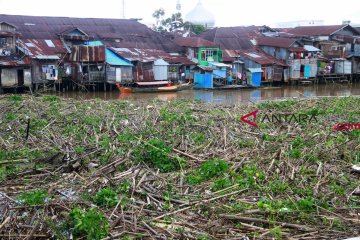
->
[[116, 83, 192, 93]]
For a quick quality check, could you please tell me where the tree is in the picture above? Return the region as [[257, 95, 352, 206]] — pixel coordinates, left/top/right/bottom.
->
[[183, 22, 206, 35], [152, 9, 207, 35], [152, 8, 166, 32]]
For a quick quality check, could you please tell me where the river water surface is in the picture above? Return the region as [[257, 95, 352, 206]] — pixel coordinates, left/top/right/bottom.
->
[[54, 83, 360, 105]]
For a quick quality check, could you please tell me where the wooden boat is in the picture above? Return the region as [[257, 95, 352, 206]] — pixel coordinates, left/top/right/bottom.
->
[[116, 81, 192, 93]]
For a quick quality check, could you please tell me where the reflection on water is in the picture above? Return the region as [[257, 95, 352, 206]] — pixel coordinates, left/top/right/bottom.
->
[[54, 83, 360, 105]]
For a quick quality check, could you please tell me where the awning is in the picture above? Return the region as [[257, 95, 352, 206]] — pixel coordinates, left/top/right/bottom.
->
[[233, 60, 244, 64], [106, 49, 133, 66], [196, 65, 216, 71], [35, 55, 60, 60], [154, 59, 169, 66], [209, 62, 230, 67], [248, 68, 263, 73], [304, 45, 320, 52]]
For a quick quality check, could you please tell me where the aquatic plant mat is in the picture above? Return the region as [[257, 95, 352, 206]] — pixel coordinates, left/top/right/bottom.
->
[[0, 95, 359, 240]]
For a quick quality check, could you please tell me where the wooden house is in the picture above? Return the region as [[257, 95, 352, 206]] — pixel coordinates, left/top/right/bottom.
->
[[174, 37, 222, 66], [0, 22, 32, 89], [256, 36, 319, 81], [238, 49, 288, 84]]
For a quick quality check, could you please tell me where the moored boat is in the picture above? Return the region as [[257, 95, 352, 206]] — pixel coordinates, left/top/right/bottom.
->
[[116, 81, 192, 93]]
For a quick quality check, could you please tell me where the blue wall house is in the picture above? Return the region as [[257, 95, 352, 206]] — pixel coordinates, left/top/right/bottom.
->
[[193, 65, 215, 89], [105, 48, 133, 84], [247, 68, 263, 87]]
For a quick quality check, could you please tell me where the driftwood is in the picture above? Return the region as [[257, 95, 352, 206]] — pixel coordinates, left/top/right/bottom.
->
[[0, 95, 359, 239]]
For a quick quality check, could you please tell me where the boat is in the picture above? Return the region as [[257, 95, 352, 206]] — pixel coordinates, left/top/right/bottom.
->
[[116, 81, 192, 93]]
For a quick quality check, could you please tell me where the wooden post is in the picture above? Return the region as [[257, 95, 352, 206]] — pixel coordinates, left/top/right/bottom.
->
[[0, 86, 3, 94]]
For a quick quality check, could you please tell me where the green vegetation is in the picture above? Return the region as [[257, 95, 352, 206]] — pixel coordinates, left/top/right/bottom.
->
[[187, 159, 229, 184], [69, 208, 110, 240], [17, 189, 49, 205], [94, 187, 119, 208], [134, 139, 186, 173]]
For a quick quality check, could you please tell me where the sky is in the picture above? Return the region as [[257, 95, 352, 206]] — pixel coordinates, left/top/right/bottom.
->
[[0, 0, 360, 27]]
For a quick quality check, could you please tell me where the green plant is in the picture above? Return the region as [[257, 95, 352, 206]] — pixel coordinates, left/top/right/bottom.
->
[[187, 159, 229, 184], [237, 165, 265, 188], [69, 208, 110, 240], [297, 197, 316, 212], [17, 189, 49, 205], [270, 226, 283, 239], [292, 136, 304, 148], [43, 95, 60, 102], [288, 149, 302, 159], [94, 187, 118, 208], [117, 180, 132, 194], [211, 176, 233, 191], [6, 95, 23, 102], [134, 139, 185, 173]]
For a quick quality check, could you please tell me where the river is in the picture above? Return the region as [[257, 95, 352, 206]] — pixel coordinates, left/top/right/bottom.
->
[[54, 83, 360, 105]]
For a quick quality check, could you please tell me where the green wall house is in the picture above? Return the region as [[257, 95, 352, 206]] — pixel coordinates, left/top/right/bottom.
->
[[174, 37, 223, 66], [198, 47, 223, 66]]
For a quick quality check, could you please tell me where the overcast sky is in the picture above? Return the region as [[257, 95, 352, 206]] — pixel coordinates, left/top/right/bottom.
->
[[1, 0, 360, 27]]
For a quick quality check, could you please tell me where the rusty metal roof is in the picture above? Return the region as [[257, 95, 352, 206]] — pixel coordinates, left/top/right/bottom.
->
[[222, 49, 241, 62], [173, 37, 218, 48], [332, 34, 360, 44], [256, 36, 300, 49], [110, 47, 171, 63], [69, 45, 105, 62], [285, 25, 359, 37], [0, 14, 181, 53], [164, 56, 196, 65], [18, 39, 67, 59], [198, 26, 273, 50], [238, 48, 287, 67], [111, 47, 195, 65], [0, 55, 32, 66]]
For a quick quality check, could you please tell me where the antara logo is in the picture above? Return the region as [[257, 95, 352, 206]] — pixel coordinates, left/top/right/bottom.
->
[[240, 110, 318, 128]]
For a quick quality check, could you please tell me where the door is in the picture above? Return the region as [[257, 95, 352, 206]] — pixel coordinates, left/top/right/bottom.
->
[[24, 69, 32, 86], [17, 69, 24, 86], [116, 68, 121, 83]]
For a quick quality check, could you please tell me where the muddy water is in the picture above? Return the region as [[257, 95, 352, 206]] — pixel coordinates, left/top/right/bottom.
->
[[54, 83, 360, 105]]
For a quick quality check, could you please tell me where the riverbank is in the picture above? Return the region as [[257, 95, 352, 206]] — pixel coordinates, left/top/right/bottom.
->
[[0, 95, 359, 239]]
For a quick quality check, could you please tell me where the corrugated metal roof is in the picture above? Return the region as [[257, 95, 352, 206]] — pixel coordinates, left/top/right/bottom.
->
[[256, 36, 299, 49], [303, 45, 320, 52], [248, 68, 263, 73], [154, 59, 169, 66], [0, 14, 181, 53], [164, 56, 196, 65], [222, 49, 240, 62], [110, 47, 171, 63], [198, 26, 274, 50], [69, 45, 105, 62], [17, 38, 67, 58], [239, 48, 287, 67], [332, 35, 360, 44], [0, 55, 32, 66], [174, 37, 218, 48], [285, 25, 358, 37], [105, 48, 132, 66], [209, 62, 230, 67]]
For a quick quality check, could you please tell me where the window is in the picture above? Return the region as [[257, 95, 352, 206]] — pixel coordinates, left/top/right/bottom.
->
[[0, 38, 7, 47], [201, 49, 218, 62]]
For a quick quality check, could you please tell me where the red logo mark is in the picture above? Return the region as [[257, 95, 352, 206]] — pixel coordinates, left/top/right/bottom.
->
[[241, 110, 259, 128]]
